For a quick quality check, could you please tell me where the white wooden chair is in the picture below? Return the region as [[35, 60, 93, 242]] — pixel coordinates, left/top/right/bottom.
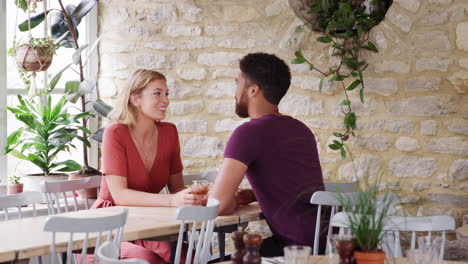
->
[[43, 209, 128, 264], [309, 191, 362, 255], [97, 241, 149, 264], [0, 191, 44, 220], [323, 181, 359, 193], [330, 213, 455, 259], [41, 176, 102, 215], [175, 198, 220, 264]]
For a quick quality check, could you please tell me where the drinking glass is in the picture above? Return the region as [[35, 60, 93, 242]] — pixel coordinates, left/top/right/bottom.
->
[[284, 245, 311, 264], [417, 236, 442, 264], [191, 180, 209, 206], [327, 234, 354, 264]]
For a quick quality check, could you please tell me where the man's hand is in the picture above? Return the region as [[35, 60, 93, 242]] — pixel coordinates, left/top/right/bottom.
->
[[236, 189, 256, 205]]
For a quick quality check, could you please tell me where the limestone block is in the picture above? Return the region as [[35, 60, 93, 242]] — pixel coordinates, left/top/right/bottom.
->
[[179, 38, 214, 50], [388, 156, 438, 178], [374, 61, 410, 73], [136, 5, 177, 24], [337, 154, 381, 181], [387, 95, 459, 117], [418, 10, 448, 26], [144, 41, 176, 50], [212, 68, 238, 79], [197, 52, 243, 66], [217, 38, 257, 49], [393, 0, 420, 12], [180, 5, 202, 23], [310, 100, 324, 115], [103, 43, 135, 53], [334, 99, 377, 116], [456, 22, 468, 51], [401, 195, 421, 204], [183, 136, 223, 158], [428, 0, 452, 3], [291, 76, 339, 95], [449, 72, 468, 93], [134, 54, 171, 69], [169, 101, 204, 116], [427, 137, 468, 156], [421, 120, 438, 136], [98, 78, 118, 98], [365, 78, 398, 96], [204, 25, 238, 36], [168, 82, 201, 100], [385, 119, 414, 133], [176, 66, 207, 81], [460, 58, 468, 69], [221, 6, 259, 22], [409, 31, 451, 52], [183, 160, 206, 169], [427, 193, 468, 208], [395, 137, 420, 152], [403, 78, 441, 92], [450, 159, 468, 182], [166, 25, 202, 37], [449, 5, 466, 21], [367, 120, 385, 130], [215, 119, 248, 132], [415, 58, 452, 72], [445, 119, 468, 136], [101, 7, 130, 26], [386, 7, 412, 32], [413, 182, 431, 192], [207, 101, 235, 114], [279, 94, 312, 116], [205, 81, 235, 98], [306, 118, 330, 129], [265, 0, 287, 16], [352, 135, 391, 151], [173, 120, 207, 133], [445, 240, 468, 262]]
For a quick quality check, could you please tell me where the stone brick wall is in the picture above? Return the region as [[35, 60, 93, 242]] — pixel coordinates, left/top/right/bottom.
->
[[97, 0, 468, 224]]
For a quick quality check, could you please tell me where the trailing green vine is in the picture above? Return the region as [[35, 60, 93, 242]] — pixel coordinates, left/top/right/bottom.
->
[[292, 0, 391, 161]]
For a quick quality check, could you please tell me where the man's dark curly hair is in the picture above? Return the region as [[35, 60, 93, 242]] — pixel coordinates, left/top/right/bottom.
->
[[239, 52, 291, 105]]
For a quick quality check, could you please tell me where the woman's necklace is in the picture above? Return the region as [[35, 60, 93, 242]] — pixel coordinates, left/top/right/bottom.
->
[[131, 127, 157, 163]]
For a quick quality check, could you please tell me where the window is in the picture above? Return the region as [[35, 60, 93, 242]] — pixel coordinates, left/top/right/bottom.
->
[[0, 0, 98, 182]]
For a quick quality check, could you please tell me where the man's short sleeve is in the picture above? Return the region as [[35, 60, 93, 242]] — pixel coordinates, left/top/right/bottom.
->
[[224, 123, 259, 167]]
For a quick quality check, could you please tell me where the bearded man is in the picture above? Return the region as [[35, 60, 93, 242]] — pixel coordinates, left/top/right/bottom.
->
[[209, 53, 325, 256]]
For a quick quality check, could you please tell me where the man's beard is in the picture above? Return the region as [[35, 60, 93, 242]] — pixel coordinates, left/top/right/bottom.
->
[[235, 92, 249, 118]]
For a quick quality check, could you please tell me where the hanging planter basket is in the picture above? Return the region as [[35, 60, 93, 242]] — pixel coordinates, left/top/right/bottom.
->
[[15, 44, 54, 72]]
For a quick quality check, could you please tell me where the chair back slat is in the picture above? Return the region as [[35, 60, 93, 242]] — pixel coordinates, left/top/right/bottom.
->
[[175, 198, 219, 264], [44, 209, 127, 264], [0, 191, 43, 221], [97, 241, 149, 264], [41, 176, 101, 215], [323, 181, 359, 193]]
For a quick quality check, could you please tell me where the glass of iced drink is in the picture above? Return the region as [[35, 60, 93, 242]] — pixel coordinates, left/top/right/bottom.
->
[[191, 180, 209, 205]]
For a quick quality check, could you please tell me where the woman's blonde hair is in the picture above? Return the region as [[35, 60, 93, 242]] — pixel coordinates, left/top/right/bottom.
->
[[108, 69, 166, 127]]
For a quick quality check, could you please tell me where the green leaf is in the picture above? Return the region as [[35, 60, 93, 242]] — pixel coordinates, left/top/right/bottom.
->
[[71, 0, 97, 22], [15, 0, 28, 12], [340, 147, 347, 161], [333, 140, 342, 146], [328, 144, 341, 150], [6, 128, 23, 147], [92, 100, 113, 118], [294, 49, 304, 59], [360, 88, 364, 103], [333, 132, 343, 137], [339, 99, 351, 106], [10, 149, 28, 160], [367, 41, 379, 53], [344, 112, 357, 130], [65, 81, 80, 94], [48, 63, 72, 92], [307, 7, 321, 14], [76, 135, 91, 147], [346, 80, 361, 91], [344, 57, 357, 70], [55, 160, 82, 172], [319, 79, 324, 94], [18, 12, 47, 31], [291, 57, 306, 64], [317, 35, 332, 43], [76, 125, 92, 135]]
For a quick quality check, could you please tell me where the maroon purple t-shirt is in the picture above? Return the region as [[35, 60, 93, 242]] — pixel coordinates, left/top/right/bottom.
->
[[224, 114, 324, 246]]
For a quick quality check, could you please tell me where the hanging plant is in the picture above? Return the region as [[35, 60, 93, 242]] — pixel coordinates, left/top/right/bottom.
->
[[290, 0, 392, 161], [9, 37, 57, 72]]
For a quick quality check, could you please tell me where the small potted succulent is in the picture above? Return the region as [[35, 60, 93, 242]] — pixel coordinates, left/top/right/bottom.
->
[[7, 175, 24, 195]]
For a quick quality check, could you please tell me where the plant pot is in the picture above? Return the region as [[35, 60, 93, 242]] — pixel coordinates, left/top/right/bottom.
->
[[354, 250, 385, 264], [68, 172, 101, 199], [22, 173, 68, 192], [7, 184, 24, 195], [15, 45, 53, 72]]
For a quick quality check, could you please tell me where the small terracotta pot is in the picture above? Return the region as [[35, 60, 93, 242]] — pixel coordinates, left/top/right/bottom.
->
[[354, 250, 385, 264], [7, 184, 24, 195], [68, 173, 101, 199], [15, 45, 53, 72]]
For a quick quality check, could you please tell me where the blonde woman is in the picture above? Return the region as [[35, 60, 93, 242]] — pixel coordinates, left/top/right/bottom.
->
[[91, 69, 202, 263]]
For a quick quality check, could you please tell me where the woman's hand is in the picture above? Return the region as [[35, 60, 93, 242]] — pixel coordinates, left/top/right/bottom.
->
[[170, 188, 207, 207]]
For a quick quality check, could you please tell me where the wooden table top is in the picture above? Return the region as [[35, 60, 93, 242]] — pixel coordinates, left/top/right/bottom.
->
[[0, 203, 263, 262], [218, 255, 467, 264]]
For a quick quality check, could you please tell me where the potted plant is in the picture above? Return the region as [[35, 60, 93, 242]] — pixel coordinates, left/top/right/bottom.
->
[[7, 175, 24, 195], [4, 94, 91, 191], [338, 182, 395, 264], [8, 37, 57, 72]]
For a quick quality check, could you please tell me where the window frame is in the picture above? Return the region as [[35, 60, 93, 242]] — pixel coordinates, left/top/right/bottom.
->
[[0, 2, 99, 182]]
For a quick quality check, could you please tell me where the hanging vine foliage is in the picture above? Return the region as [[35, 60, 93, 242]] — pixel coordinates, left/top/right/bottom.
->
[[291, 0, 392, 161]]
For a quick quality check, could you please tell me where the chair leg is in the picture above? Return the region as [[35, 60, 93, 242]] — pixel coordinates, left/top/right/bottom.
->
[[170, 241, 177, 264], [217, 232, 225, 261]]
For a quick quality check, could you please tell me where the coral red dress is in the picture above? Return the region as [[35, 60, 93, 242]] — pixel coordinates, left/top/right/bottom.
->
[[92, 122, 185, 264]]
